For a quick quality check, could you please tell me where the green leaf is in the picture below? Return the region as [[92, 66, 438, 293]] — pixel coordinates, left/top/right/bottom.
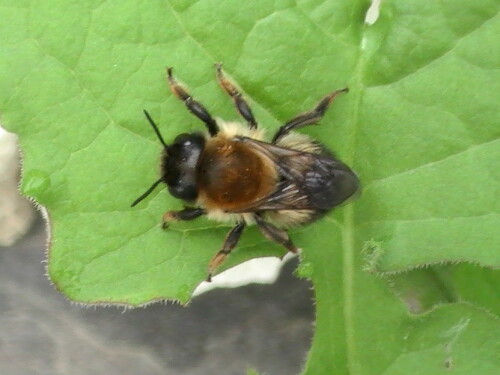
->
[[381, 304, 499, 375], [1, 0, 498, 374], [447, 263, 500, 316]]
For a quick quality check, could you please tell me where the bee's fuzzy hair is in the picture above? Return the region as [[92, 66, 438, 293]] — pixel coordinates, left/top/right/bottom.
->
[[213, 119, 265, 141], [198, 120, 320, 228]]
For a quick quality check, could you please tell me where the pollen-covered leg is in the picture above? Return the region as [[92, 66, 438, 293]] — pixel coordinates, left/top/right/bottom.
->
[[215, 63, 257, 129], [162, 207, 206, 229], [207, 222, 246, 281], [272, 88, 349, 143], [254, 215, 299, 253], [167, 67, 219, 136]]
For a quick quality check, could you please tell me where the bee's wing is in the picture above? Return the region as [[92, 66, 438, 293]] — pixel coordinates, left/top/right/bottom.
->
[[226, 137, 359, 213]]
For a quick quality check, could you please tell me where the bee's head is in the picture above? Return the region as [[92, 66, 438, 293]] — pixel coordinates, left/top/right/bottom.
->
[[131, 111, 205, 207], [161, 132, 205, 201]]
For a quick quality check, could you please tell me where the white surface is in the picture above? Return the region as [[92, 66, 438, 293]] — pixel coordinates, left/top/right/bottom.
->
[[366, 0, 382, 25], [193, 252, 298, 296], [0, 126, 35, 246]]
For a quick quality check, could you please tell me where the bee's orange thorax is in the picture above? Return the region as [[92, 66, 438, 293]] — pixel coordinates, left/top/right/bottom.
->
[[197, 138, 277, 211]]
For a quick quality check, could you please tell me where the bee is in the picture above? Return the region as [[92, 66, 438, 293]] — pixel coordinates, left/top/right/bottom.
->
[[132, 64, 360, 281]]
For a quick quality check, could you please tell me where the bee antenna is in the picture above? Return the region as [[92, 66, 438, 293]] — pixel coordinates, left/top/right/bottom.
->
[[143, 110, 169, 149], [131, 178, 164, 207]]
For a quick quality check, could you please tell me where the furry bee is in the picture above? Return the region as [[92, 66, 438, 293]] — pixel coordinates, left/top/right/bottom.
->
[[132, 64, 359, 281]]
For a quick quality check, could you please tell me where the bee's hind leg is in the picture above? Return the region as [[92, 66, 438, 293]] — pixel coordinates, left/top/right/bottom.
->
[[215, 63, 258, 129], [272, 88, 348, 144], [254, 215, 299, 254], [207, 222, 246, 282], [162, 207, 206, 229]]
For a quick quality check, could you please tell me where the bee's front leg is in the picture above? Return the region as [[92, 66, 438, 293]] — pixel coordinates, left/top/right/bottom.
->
[[162, 207, 206, 229], [167, 67, 219, 136], [215, 63, 258, 129]]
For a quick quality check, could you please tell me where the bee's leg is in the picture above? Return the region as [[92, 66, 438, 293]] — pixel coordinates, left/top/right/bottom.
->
[[215, 63, 258, 129], [272, 88, 348, 144], [162, 207, 206, 229], [207, 222, 246, 281], [254, 215, 299, 254], [167, 67, 219, 136]]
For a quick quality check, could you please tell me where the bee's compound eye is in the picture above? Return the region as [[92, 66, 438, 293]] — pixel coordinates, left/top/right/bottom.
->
[[173, 133, 191, 146], [167, 143, 181, 156]]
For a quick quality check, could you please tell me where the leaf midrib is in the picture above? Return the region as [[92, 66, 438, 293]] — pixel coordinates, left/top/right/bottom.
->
[[340, 32, 367, 372]]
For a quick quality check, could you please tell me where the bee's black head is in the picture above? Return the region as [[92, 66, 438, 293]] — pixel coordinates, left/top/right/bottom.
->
[[131, 111, 205, 207], [161, 133, 205, 201]]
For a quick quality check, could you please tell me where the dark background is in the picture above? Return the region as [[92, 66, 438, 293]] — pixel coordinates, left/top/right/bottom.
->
[[0, 215, 314, 375]]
